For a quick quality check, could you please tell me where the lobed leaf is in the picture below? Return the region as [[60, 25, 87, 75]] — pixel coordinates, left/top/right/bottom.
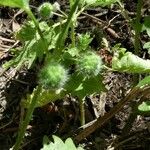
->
[[3, 22, 56, 70], [41, 135, 84, 150], [112, 51, 150, 73]]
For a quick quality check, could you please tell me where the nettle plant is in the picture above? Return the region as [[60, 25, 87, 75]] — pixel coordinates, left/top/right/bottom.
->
[[1, 0, 150, 149], [0, 0, 117, 149]]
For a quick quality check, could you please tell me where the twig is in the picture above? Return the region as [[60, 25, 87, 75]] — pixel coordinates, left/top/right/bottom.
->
[[81, 12, 120, 39], [0, 36, 15, 43], [74, 87, 150, 142]]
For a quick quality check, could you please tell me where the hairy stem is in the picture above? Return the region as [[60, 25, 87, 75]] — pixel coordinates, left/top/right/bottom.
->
[[71, 23, 76, 47], [13, 86, 42, 150], [55, 0, 80, 55], [25, 8, 48, 53]]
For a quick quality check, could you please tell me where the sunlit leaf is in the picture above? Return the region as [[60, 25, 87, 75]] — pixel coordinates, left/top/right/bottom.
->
[[77, 33, 93, 51], [143, 42, 150, 54], [138, 101, 150, 112], [136, 76, 150, 88], [41, 135, 84, 150], [92, 0, 118, 7], [112, 51, 150, 73], [0, 0, 30, 9]]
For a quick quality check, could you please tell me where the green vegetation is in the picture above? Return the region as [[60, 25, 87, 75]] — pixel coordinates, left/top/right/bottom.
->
[[0, 0, 150, 149]]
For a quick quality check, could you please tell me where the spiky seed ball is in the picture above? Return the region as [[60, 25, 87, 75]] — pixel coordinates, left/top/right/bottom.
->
[[38, 2, 54, 18], [77, 52, 103, 76], [38, 63, 68, 89]]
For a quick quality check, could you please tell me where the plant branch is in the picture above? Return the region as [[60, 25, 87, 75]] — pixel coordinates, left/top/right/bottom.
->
[[74, 86, 150, 142], [25, 9, 48, 53], [55, 0, 80, 55]]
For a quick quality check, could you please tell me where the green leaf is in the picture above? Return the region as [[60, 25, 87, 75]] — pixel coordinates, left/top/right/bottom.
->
[[143, 42, 150, 49], [91, 0, 118, 7], [143, 42, 150, 54], [22, 87, 64, 108], [79, 0, 117, 7], [3, 22, 57, 70], [41, 135, 84, 150], [77, 33, 93, 51], [112, 51, 150, 73], [142, 16, 150, 37], [65, 138, 77, 150], [3, 28, 49, 70], [16, 21, 36, 41], [136, 76, 150, 88], [138, 101, 150, 112], [0, 0, 30, 9], [65, 73, 105, 99]]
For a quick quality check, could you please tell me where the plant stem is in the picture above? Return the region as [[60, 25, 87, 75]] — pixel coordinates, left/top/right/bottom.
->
[[55, 0, 80, 55], [117, 1, 130, 22], [79, 98, 85, 126], [13, 86, 42, 150], [71, 23, 76, 47], [25, 8, 48, 53], [74, 87, 150, 142]]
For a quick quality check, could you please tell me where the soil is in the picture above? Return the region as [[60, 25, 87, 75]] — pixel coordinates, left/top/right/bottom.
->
[[0, 0, 150, 150]]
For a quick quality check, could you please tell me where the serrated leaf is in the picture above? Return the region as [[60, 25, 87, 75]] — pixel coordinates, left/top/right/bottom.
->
[[0, 0, 30, 9], [3, 36, 46, 70], [138, 101, 150, 112], [112, 51, 150, 73], [65, 138, 77, 150], [52, 135, 67, 150], [22, 87, 64, 108], [16, 21, 36, 41], [3, 24, 57, 70], [77, 33, 93, 51]]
